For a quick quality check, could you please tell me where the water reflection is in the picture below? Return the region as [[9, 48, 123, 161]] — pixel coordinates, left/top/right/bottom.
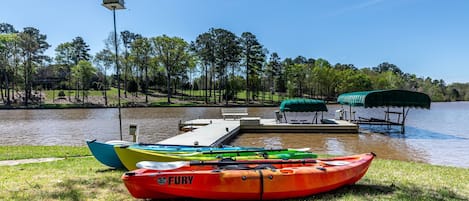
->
[[230, 132, 428, 163], [387, 126, 467, 140]]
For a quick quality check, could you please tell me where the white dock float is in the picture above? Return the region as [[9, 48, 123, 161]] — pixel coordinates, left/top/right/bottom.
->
[[240, 119, 358, 133], [158, 119, 241, 146]]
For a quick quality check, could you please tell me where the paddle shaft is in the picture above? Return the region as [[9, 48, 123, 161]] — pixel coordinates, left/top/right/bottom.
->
[[136, 158, 353, 170], [188, 159, 318, 166], [197, 148, 291, 155]]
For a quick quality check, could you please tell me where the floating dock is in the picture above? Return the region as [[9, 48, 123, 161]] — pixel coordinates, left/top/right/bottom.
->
[[158, 119, 240, 147], [157, 118, 358, 147]]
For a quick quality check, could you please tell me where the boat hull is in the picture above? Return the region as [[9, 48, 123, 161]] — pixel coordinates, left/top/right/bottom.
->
[[87, 140, 264, 169], [122, 153, 375, 200], [86, 139, 133, 169]]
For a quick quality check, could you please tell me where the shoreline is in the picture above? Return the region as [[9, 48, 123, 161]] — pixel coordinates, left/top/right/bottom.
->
[[1, 101, 462, 110], [0, 103, 283, 110]]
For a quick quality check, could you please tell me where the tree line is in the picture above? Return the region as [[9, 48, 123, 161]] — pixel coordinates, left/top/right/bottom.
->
[[1, 22, 468, 107]]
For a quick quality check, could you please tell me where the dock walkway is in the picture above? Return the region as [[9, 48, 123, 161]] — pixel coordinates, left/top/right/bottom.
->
[[158, 119, 240, 146], [159, 118, 358, 147]]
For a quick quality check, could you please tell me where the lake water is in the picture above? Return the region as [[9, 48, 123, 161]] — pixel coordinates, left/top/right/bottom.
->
[[0, 102, 468, 168]]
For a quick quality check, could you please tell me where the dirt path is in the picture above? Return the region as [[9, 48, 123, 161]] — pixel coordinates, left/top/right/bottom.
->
[[0, 158, 64, 166]]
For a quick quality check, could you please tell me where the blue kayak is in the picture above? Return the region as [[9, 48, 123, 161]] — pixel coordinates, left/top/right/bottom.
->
[[86, 140, 265, 169], [86, 140, 134, 169]]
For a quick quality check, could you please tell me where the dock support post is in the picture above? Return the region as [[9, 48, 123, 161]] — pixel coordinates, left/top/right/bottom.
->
[[386, 107, 391, 130], [349, 105, 352, 122], [401, 107, 406, 134], [129, 124, 138, 142]]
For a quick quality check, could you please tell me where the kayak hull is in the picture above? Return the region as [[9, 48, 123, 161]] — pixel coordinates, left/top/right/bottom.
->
[[86, 139, 133, 169], [87, 140, 265, 169], [122, 153, 375, 200]]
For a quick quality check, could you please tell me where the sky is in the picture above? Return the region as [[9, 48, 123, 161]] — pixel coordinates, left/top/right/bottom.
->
[[1, 0, 469, 84]]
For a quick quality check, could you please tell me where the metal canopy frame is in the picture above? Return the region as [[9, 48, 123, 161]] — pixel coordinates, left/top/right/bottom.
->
[[337, 90, 431, 133]]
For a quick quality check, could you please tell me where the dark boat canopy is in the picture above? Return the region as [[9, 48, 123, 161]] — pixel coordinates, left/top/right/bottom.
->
[[280, 99, 328, 112], [337, 90, 431, 109]]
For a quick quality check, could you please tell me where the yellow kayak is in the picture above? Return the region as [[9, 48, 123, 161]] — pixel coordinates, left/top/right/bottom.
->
[[114, 146, 316, 170]]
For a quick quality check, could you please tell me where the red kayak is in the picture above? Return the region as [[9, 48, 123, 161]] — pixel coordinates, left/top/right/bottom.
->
[[122, 153, 375, 200]]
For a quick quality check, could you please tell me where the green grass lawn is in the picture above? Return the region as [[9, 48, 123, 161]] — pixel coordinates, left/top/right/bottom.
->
[[1, 146, 468, 201], [41, 88, 167, 108], [32, 88, 293, 108], [43, 89, 125, 102], [0, 146, 91, 160], [180, 89, 287, 103]]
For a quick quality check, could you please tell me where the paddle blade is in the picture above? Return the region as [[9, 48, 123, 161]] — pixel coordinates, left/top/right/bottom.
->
[[322, 160, 351, 166], [290, 148, 311, 152], [136, 161, 189, 170]]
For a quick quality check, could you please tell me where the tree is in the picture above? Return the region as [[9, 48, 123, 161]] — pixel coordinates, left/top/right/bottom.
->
[[185, 56, 198, 100], [121, 30, 140, 98], [372, 71, 403, 90], [265, 52, 281, 102], [56, 37, 91, 102], [0, 23, 18, 105], [94, 49, 114, 105], [373, 62, 403, 75], [103, 32, 122, 99], [449, 88, 460, 101], [337, 68, 372, 94], [71, 36, 90, 64], [312, 58, 339, 99], [293, 56, 307, 64], [240, 32, 265, 104], [0, 23, 16, 34], [285, 63, 307, 97], [152, 35, 191, 104], [71, 60, 97, 103], [304, 58, 316, 98], [212, 29, 241, 104], [55, 42, 75, 100], [69, 36, 91, 100], [192, 28, 241, 104], [130, 37, 152, 102], [17, 27, 50, 106], [192, 31, 216, 104], [275, 58, 288, 98]]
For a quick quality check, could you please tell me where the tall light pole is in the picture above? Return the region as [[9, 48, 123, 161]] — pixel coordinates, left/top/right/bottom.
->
[[102, 0, 125, 140]]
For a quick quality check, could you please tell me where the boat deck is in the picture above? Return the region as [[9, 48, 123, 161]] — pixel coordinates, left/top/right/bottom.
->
[[158, 118, 358, 147]]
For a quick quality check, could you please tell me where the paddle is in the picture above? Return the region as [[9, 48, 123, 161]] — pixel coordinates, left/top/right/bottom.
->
[[137, 143, 209, 148], [187, 147, 311, 155], [170, 149, 314, 158], [136, 159, 351, 171]]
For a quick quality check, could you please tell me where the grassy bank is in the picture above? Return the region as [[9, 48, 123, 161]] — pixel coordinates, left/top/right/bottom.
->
[[0, 146, 90, 160], [1, 146, 468, 201], [3, 88, 284, 109]]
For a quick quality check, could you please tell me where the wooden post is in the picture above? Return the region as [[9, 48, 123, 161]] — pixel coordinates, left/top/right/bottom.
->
[[386, 107, 391, 130], [349, 105, 352, 122], [401, 107, 406, 134]]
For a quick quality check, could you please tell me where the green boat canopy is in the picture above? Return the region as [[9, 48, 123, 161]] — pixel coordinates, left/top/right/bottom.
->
[[280, 99, 328, 112], [337, 90, 431, 109]]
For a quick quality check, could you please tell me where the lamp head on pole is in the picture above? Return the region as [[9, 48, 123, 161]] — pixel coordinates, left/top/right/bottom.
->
[[102, 0, 125, 10]]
